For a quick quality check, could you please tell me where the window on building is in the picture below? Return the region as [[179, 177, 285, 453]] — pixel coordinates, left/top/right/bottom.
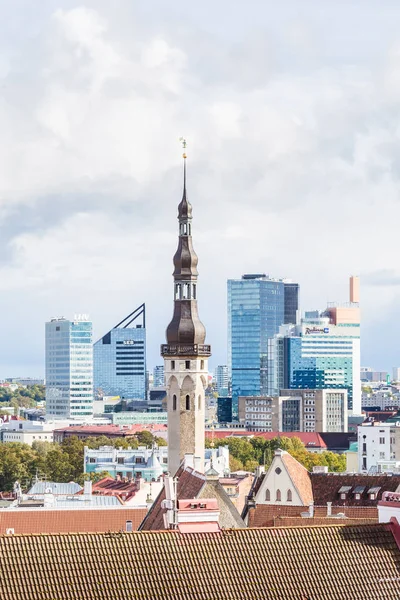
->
[[171, 360, 175, 370], [276, 489, 281, 502], [135, 457, 143, 464], [89, 458, 96, 464], [117, 457, 124, 465], [198, 395, 201, 410], [287, 489, 292, 502], [185, 360, 190, 370], [265, 489, 270, 501], [200, 360, 204, 370], [186, 395, 190, 410], [379, 437, 385, 444], [173, 394, 177, 411], [379, 452, 385, 459]]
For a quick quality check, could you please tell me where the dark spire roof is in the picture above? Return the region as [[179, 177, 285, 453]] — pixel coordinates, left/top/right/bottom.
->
[[177, 157, 192, 220], [163, 153, 209, 349]]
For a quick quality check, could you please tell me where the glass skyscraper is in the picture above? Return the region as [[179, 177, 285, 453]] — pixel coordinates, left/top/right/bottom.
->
[[228, 274, 299, 418], [268, 277, 361, 414], [45, 316, 93, 419], [93, 304, 146, 400]]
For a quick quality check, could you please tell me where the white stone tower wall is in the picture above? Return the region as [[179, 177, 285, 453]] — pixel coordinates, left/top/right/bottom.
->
[[165, 356, 208, 476]]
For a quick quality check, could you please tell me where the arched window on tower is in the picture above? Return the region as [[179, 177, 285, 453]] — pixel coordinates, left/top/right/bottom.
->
[[265, 489, 270, 502], [173, 395, 177, 411], [193, 284, 196, 299], [186, 395, 190, 410], [198, 395, 201, 410], [287, 489, 292, 502], [175, 284, 181, 301], [188, 223, 191, 235], [276, 489, 281, 502]]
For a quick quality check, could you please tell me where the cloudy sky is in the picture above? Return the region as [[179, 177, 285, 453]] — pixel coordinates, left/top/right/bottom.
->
[[1, 0, 400, 377]]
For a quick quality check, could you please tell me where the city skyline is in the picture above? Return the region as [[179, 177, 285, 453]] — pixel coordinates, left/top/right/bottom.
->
[[2, 1, 400, 375]]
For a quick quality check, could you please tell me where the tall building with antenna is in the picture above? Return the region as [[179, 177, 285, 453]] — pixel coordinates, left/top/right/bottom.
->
[[93, 304, 146, 400], [161, 144, 211, 476]]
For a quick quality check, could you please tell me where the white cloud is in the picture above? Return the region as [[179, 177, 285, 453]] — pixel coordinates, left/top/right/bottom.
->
[[1, 1, 400, 373]]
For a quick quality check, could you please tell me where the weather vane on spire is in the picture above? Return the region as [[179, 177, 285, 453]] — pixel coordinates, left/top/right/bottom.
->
[[179, 137, 187, 159]]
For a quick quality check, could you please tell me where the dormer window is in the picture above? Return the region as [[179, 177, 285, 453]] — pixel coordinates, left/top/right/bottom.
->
[[368, 486, 381, 501], [338, 486, 351, 500], [353, 486, 365, 501]]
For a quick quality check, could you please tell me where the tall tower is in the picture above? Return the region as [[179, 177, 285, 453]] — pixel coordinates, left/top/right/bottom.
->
[[161, 146, 211, 476]]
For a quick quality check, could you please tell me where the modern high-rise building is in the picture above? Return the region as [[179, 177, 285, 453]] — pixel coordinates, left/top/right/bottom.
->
[[227, 274, 299, 418], [268, 276, 361, 414], [45, 315, 93, 420], [153, 365, 165, 388], [214, 365, 229, 396], [161, 150, 211, 476], [93, 304, 146, 400]]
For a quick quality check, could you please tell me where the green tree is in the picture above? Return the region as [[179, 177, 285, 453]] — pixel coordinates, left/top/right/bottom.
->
[[44, 446, 74, 482], [0, 443, 39, 490], [154, 436, 167, 447], [136, 430, 155, 447], [76, 470, 110, 486], [229, 456, 243, 472]]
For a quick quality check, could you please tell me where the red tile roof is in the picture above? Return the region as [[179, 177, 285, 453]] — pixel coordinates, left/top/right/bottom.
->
[[281, 451, 313, 505], [83, 477, 139, 502], [311, 473, 400, 506], [1, 524, 400, 598], [54, 424, 167, 437], [0, 507, 147, 534], [140, 465, 245, 530], [248, 504, 379, 527], [206, 430, 327, 448]]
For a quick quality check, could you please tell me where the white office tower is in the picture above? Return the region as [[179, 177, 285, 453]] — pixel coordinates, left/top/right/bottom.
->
[[45, 315, 93, 420]]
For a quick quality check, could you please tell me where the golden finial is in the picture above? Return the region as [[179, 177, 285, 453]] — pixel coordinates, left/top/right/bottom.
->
[[179, 137, 187, 159]]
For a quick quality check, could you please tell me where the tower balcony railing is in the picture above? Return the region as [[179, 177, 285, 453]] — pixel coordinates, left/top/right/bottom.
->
[[161, 343, 211, 357]]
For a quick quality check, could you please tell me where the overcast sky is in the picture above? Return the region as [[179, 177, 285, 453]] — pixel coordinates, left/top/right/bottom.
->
[[1, 0, 400, 377]]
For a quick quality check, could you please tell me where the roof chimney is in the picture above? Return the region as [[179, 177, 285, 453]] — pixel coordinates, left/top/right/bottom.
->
[[327, 501, 332, 517]]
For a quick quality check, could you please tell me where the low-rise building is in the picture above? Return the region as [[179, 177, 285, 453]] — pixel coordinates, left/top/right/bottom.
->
[[243, 449, 400, 528], [53, 423, 168, 443], [358, 421, 400, 472], [238, 389, 348, 433], [0, 421, 54, 445], [85, 445, 168, 482]]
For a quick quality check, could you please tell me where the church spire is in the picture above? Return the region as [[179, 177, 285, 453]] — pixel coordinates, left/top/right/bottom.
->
[[161, 141, 211, 477], [164, 142, 208, 347]]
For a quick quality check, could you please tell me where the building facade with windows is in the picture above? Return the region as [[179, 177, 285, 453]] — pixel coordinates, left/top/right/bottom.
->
[[84, 445, 168, 482], [228, 274, 299, 419], [153, 365, 165, 388], [45, 316, 93, 420], [358, 422, 400, 472], [267, 277, 361, 414], [214, 365, 229, 396], [238, 388, 348, 433], [93, 304, 146, 400]]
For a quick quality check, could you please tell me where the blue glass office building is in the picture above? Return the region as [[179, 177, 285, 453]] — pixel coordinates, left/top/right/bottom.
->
[[268, 317, 361, 413], [228, 275, 298, 418], [45, 316, 93, 419], [93, 304, 146, 400]]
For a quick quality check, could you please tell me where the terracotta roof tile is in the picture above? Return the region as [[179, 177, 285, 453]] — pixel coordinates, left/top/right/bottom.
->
[[140, 465, 245, 530], [248, 504, 379, 528], [1, 524, 400, 599], [281, 452, 313, 505], [311, 473, 400, 506], [0, 507, 147, 534]]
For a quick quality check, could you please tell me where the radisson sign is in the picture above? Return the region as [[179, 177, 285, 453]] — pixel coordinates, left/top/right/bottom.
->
[[305, 327, 330, 335]]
